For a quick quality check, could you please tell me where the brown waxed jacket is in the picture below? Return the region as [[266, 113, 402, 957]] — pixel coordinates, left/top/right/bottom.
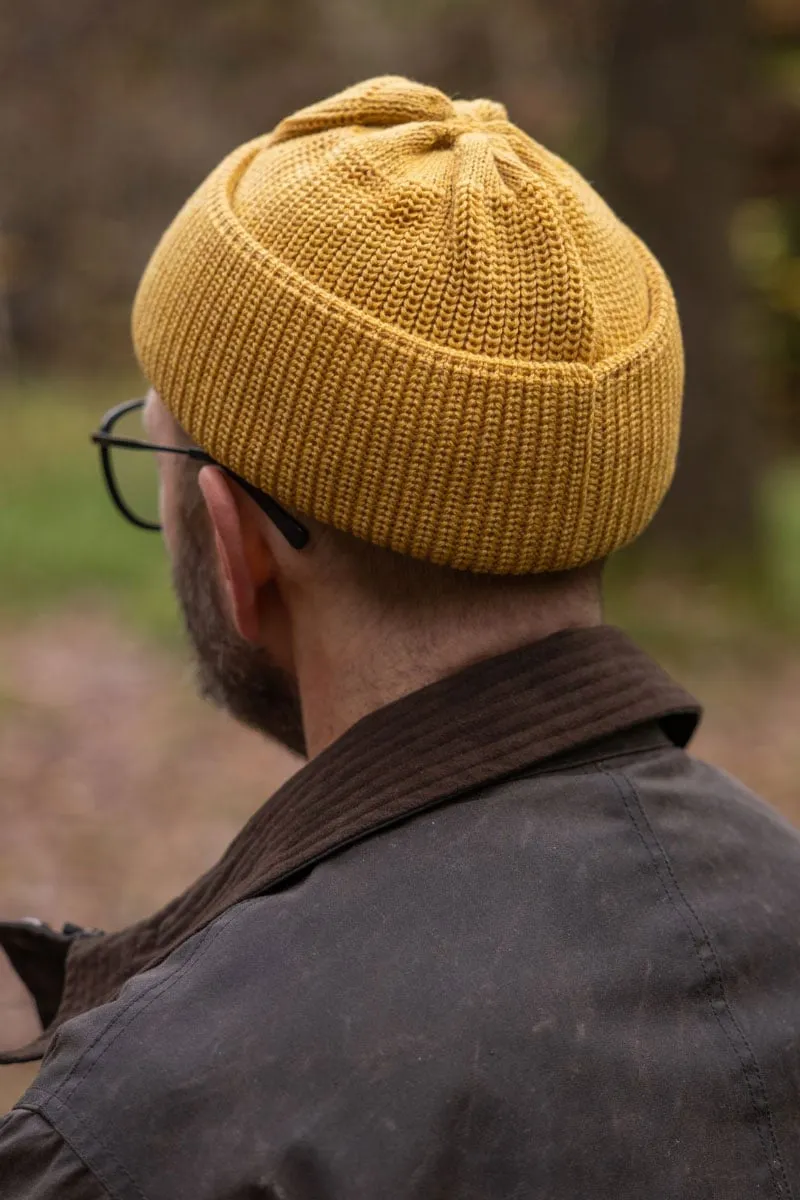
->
[[1, 625, 799, 1199]]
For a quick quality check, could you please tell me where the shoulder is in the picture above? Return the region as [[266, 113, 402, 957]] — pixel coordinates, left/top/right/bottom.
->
[[14, 791, 612, 1196], [20, 770, 652, 1105], [605, 743, 800, 863], [15, 761, 800, 1198]]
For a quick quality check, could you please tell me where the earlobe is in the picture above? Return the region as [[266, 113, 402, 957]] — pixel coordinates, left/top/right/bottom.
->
[[198, 467, 265, 643]]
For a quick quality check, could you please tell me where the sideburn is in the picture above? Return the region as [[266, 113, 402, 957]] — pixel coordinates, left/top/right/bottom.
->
[[171, 462, 308, 758]]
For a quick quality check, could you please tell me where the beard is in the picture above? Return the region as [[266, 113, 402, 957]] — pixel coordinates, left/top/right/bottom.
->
[[170, 468, 307, 758]]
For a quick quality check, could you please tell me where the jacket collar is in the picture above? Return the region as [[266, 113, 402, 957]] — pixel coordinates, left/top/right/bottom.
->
[[0, 625, 699, 1063]]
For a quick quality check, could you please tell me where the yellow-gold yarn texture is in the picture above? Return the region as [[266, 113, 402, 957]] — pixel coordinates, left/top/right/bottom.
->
[[132, 75, 684, 574]]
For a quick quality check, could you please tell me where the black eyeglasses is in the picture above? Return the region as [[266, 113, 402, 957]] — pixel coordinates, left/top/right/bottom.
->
[[90, 397, 310, 549]]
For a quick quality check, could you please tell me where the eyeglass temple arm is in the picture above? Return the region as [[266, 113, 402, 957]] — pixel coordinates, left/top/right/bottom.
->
[[223, 468, 310, 550], [92, 400, 311, 551]]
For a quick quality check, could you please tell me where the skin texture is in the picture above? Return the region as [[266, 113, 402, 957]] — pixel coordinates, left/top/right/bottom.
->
[[144, 391, 604, 759]]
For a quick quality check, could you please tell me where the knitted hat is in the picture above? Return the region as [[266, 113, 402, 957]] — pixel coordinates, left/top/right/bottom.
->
[[132, 75, 684, 574]]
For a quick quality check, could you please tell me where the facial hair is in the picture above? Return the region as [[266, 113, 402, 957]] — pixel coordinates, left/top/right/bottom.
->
[[171, 469, 307, 758]]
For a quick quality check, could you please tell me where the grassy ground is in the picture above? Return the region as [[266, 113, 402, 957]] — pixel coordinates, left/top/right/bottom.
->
[[1, 377, 799, 1110], [0, 377, 178, 640]]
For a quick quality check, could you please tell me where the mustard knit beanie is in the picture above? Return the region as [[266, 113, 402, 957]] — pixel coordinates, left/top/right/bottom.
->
[[132, 75, 684, 574]]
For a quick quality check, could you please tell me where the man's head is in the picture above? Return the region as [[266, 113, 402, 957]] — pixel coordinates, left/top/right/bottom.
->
[[134, 76, 683, 755]]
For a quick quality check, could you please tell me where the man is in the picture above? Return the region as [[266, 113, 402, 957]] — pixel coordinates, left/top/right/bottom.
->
[[1, 75, 799, 1199]]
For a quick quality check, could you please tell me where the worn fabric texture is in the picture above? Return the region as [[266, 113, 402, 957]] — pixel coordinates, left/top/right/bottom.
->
[[132, 75, 684, 573], [0, 626, 695, 1065], [2, 628, 800, 1199]]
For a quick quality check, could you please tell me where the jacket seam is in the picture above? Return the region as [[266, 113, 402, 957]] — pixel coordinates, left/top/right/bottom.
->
[[53, 905, 245, 1105], [14, 1096, 129, 1200], [600, 766, 794, 1200], [518, 739, 671, 779]]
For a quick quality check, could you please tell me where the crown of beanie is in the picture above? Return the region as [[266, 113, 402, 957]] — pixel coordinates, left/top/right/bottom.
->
[[132, 75, 684, 573]]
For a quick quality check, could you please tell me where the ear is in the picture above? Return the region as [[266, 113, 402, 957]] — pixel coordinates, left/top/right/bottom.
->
[[197, 466, 274, 643]]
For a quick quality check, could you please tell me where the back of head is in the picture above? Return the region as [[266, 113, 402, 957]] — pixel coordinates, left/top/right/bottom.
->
[[133, 75, 683, 581]]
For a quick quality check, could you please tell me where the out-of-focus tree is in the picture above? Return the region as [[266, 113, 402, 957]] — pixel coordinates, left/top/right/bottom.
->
[[0, 0, 340, 368], [744, 0, 800, 446], [599, 0, 761, 565]]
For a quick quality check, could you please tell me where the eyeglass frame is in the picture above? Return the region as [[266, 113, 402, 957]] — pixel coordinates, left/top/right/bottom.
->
[[90, 397, 310, 550]]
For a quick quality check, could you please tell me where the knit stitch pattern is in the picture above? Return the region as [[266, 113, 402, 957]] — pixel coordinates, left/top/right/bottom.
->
[[132, 75, 684, 573]]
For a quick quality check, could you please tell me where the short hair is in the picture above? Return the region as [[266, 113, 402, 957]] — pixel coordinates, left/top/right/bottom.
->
[[312, 519, 605, 616]]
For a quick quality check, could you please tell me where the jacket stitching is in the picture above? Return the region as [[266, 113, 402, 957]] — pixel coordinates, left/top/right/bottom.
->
[[55, 905, 245, 1104], [16, 1093, 139, 1200], [518, 739, 671, 779], [601, 766, 794, 1200]]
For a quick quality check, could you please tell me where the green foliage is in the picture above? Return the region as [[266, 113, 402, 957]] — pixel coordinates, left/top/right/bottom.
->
[[763, 459, 800, 613], [732, 198, 800, 328]]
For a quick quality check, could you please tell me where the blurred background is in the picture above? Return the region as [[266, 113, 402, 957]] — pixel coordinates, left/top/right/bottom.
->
[[1, 0, 799, 1103]]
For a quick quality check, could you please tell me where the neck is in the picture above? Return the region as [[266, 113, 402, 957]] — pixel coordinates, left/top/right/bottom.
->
[[291, 595, 603, 759]]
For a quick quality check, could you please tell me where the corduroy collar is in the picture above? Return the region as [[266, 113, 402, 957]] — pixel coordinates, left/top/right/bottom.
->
[[0, 625, 699, 1064]]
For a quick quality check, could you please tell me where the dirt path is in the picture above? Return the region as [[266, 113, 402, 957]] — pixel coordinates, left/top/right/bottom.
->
[[1, 609, 798, 1108]]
